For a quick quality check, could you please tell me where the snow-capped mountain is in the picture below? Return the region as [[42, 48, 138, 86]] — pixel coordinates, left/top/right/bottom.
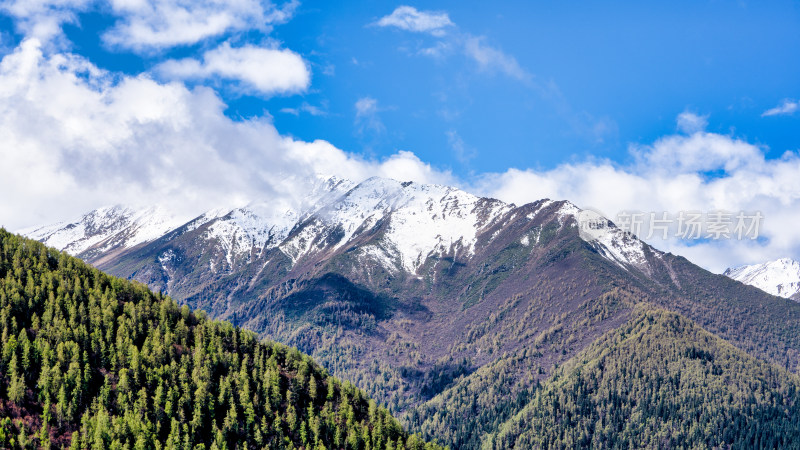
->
[[20, 176, 656, 281], [571, 205, 653, 275], [280, 178, 514, 272], [16, 175, 678, 340], [19, 205, 186, 259], [16, 176, 683, 327], [724, 258, 800, 300], [188, 176, 356, 268]]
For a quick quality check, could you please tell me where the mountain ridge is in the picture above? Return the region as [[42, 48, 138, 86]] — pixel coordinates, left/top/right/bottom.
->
[[21, 177, 658, 286]]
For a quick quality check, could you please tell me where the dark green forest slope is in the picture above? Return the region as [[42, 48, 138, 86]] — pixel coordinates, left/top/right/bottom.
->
[[0, 230, 443, 449], [485, 308, 800, 449]]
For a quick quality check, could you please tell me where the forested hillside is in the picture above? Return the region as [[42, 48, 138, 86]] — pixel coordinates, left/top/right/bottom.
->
[[0, 229, 443, 449], [485, 308, 800, 449]]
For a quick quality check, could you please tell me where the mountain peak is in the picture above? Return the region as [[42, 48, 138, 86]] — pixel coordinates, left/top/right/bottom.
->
[[281, 176, 514, 272], [19, 204, 184, 257], [556, 202, 654, 274], [725, 258, 800, 300]]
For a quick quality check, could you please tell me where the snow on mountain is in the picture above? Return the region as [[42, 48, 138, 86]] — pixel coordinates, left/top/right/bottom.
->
[[724, 258, 800, 300], [201, 176, 356, 267], [20, 176, 356, 270], [19, 205, 185, 256], [280, 177, 513, 272], [20, 176, 659, 278], [203, 206, 297, 266], [202, 201, 309, 267], [381, 181, 511, 271], [594, 229, 651, 273], [570, 205, 652, 273]]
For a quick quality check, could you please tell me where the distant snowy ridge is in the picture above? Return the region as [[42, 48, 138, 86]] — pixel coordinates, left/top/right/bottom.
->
[[17, 176, 354, 265], [19, 205, 187, 257], [19, 176, 657, 275], [724, 258, 800, 300]]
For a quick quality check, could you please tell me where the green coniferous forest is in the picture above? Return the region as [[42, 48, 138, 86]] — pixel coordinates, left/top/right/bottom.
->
[[0, 229, 444, 449], [485, 308, 800, 449]]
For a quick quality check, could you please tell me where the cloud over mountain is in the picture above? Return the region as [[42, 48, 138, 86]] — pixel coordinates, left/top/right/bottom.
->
[[0, 38, 450, 230], [477, 120, 800, 272]]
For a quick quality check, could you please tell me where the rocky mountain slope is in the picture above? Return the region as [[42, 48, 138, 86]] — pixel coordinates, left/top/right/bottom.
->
[[725, 258, 800, 301], [22, 176, 800, 448]]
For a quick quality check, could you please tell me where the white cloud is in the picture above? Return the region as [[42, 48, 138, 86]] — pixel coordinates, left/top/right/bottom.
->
[[154, 42, 310, 96], [676, 110, 708, 134], [762, 99, 799, 117], [446, 129, 476, 163], [418, 40, 452, 59], [354, 96, 386, 136], [377, 150, 447, 182], [0, 39, 451, 231], [355, 96, 379, 117], [103, 0, 298, 51], [280, 102, 327, 117], [0, 0, 299, 49], [463, 36, 529, 81], [375, 6, 528, 82], [375, 5, 453, 36], [477, 118, 800, 273], [633, 131, 763, 175], [0, 0, 93, 41]]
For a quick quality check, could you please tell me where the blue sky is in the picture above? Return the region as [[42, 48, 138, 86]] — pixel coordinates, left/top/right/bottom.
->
[[0, 0, 799, 271], [271, 0, 799, 173], [38, 0, 800, 174]]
